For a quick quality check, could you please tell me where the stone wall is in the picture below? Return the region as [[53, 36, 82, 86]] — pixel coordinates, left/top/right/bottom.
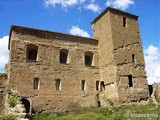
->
[[0, 73, 7, 114], [92, 7, 149, 104], [153, 83, 160, 103], [8, 26, 100, 112], [7, 7, 150, 112], [92, 8, 118, 103]]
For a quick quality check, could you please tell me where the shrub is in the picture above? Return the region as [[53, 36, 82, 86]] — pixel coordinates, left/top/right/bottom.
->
[[0, 114, 15, 120], [8, 96, 17, 108]]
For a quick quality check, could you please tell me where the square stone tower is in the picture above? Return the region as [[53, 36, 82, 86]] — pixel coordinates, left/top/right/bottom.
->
[[91, 7, 149, 104]]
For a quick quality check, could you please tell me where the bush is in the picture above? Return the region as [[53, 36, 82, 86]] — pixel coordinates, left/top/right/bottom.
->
[[0, 114, 15, 120], [8, 96, 17, 108], [107, 99, 114, 106]]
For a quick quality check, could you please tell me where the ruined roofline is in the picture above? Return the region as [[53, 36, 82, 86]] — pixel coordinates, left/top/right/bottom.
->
[[8, 25, 98, 50], [91, 7, 138, 25]]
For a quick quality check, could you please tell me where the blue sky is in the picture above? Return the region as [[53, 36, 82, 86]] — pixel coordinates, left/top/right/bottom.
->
[[0, 0, 159, 84]]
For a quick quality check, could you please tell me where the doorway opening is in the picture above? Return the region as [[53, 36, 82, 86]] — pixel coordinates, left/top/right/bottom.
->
[[21, 98, 30, 113]]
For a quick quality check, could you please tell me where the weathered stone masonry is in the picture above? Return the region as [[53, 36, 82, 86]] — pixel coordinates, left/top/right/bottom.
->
[[0, 73, 7, 114], [6, 7, 149, 113]]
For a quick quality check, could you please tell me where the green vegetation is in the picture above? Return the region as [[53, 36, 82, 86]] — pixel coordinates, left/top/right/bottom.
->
[[8, 96, 17, 108], [0, 114, 15, 120], [7, 88, 18, 108], [33, 103, 160, 120], [106, 99, 114, 106]]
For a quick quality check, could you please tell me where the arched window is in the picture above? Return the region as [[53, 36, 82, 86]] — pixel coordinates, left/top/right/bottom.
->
[[60, 49, 69, 64], [33, 77, 39, 90], [55, 79, 61, 90], [27, 44, 38, 61], [85, 52, 93, 66], [81, 80, 86, 91], [96, 81, 100, 91], [128, 75, 133, 87]]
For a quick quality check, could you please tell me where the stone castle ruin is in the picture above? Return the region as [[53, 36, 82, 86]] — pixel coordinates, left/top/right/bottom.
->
[[1, 7, 158, 115]]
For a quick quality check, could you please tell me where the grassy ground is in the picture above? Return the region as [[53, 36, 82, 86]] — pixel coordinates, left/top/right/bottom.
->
[[32, 104, 160, 120]]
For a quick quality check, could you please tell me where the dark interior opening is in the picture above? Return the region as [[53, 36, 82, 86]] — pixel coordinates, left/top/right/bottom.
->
[[100, 81, 105, 91], [85, 52, 93, 66], [96, 81, 99, 91], [27, 44, 38, 61], [81, 80, 85, 91], [28, 49, 37, 60], [148, 85, 153, 96], [128, 75, 133, 87], [60, 50, 68, 64], [98, 101, 101, 107], [85, 55, 92, 66], [132, 54, 135, 63], [21, 98, 30, 113], [123, 17, 127, 27]]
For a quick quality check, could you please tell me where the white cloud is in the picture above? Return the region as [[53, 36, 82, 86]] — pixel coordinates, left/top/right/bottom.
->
[[69, 25, 90, 37], [144, 45, 160, 84], [44, 0, 86, 8], [106, 0, 134, 10], [85, 3, 101, 13], [0, 36, 9, 72], [44, 0, 101, 13]]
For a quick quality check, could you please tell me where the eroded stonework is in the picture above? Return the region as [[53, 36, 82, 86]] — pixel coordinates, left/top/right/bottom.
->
[[6, 7, 149, 113], [0, 73, 7, 114]]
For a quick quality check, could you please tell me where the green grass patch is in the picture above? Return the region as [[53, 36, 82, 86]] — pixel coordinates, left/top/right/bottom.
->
[[33, 104, 160, 120]]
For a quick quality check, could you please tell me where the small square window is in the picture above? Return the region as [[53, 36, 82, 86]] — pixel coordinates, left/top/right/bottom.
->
[[27, 44, 38, 61]]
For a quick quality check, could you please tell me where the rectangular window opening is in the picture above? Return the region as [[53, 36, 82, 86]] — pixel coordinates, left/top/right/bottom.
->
[[55, 79, 61, 90], [85, 52, 93, 66], [27, 44, 38, 61], [96, 81, 100, 91], [33, 78, 39, 90], [128, 75, 133, 87], [100, 81, 105, 91], [60, 49, 69, 64], [132, 54, 135, 63]]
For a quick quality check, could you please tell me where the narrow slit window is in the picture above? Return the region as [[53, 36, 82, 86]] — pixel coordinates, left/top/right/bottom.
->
[[100, 81, 105, 91], [123, 17, 127, 27], [81, 80, 86, 91], [55, 79, 61, 90], [132, 54, 135, 63], [33, 78, 39, 90], [60, 49, 68, 64], [27, 44, 38, 61], [96, 81, 100, 91], [128, 75, 133, 87], [85, 52, 93, 66]]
